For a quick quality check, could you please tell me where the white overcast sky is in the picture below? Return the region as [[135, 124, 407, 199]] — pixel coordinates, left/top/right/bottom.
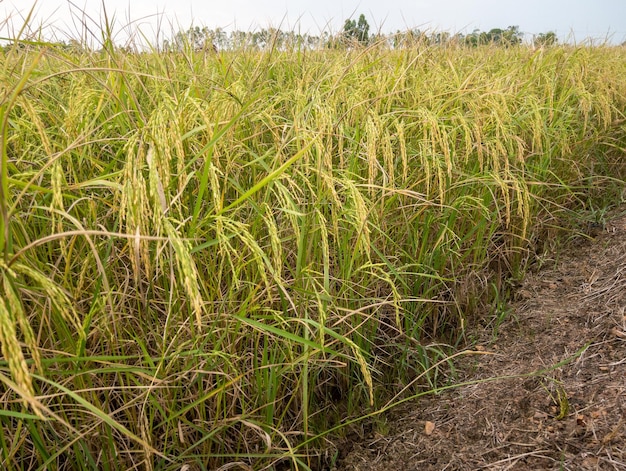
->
[[2, 1, 625, 45]]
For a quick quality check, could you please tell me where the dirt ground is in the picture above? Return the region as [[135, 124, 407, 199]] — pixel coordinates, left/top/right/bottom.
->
[[334, 207, 626, 471]]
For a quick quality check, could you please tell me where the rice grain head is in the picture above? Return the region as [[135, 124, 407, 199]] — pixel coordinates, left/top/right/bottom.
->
[[0, 276, 37, 412]]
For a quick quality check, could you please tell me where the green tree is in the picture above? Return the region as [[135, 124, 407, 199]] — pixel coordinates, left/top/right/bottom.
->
[[534, 31, 558, 47], [463, 29, 482, 47], [464, 26, 523, 47], [164, 26, 217, 52], [343, 14, 370, 45], [501, 26, 523, 45]]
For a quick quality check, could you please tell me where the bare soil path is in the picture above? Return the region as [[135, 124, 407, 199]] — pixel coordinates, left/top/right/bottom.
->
[[336, 207, 626, 470]]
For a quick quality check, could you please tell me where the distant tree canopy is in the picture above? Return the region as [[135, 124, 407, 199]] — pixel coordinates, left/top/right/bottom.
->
[[163, 25, 322, 51], [463, 26, 524, 47], [0, 21, 561, 56], [343, 14, 370, 45], [164, 26, 218, 52], [162, 20, 562, 52], [534, 31, 558, 47]]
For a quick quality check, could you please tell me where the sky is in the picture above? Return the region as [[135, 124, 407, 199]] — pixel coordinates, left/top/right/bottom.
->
[[2, 0, 625, 45]]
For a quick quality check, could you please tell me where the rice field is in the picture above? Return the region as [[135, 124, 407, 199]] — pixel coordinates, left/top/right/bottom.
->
[[0, 30, 625, 470]]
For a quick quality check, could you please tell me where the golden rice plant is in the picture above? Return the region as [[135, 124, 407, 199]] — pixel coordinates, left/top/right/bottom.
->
[[0, 24, 624, 470]]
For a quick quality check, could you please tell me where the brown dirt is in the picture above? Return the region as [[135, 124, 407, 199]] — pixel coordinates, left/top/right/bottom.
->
[[334, 207, 626, 471]]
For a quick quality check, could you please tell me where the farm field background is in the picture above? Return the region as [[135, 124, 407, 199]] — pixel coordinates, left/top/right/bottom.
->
[[0, 31, 625, 470]]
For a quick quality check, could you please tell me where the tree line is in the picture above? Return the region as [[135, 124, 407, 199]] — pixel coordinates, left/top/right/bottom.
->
[[0, 14, 560, 54], [164, 15, 559, 52]]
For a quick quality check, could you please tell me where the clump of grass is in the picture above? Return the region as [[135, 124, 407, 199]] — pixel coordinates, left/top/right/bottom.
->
[[0, 19, 624, 470]]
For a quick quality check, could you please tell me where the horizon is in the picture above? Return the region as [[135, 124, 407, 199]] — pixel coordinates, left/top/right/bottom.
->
[[1, 1, 625, 47]]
